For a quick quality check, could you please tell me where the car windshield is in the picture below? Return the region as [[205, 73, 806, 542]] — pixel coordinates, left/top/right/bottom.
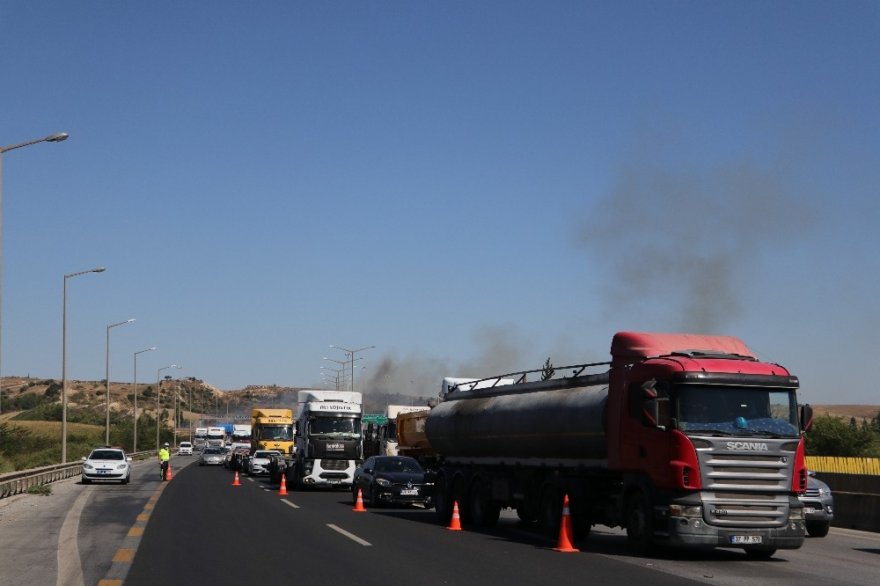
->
[[204, 448, 223, 454], [90, 450, 124, 460], [375, 458, 422, 474]]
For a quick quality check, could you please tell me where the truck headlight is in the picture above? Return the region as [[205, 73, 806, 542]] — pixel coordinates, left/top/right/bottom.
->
[[789, 507, 805, 520], [668, 505, 702, 518]]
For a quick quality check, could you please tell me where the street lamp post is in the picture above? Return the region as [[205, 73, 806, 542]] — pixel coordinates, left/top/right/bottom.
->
[[329, 344, 375, 392], [61, 266, 106, 463], [0, 132, 69, 416], [105, 318, 135, 445], [156, 364, 180, 451], [132, 346, 156, 453], [320, 366, 345, 390]]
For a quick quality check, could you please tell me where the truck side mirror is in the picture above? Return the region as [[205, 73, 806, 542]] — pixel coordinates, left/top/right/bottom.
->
[[800, 403, 814, 432]]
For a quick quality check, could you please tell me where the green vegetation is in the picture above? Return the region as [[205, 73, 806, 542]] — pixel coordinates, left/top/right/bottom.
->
[[541, 358, 555, 381], [805, 413, 880, 457], [26, 484, 52, 496], [0, 415, 176, 472]]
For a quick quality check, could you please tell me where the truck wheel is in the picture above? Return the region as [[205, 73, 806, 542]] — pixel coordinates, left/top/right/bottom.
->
[[469, 479, 500, 528], [538, 486, 562, 538], [625, 491, 653, 555], [744, 548, 776, 560], [434, 475, 453, 525], [569, 495, 592, 540], [516, 503, 536, 524], [806, 521, 830, 537], [452, 477, 473, 525]]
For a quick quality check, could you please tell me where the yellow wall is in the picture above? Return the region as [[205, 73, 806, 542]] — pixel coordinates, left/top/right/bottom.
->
[[806, 456, 880, 475]]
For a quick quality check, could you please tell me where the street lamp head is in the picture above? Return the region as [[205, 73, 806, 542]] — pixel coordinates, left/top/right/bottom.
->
[[93, 267, 106, 273], [46, 132, 69, 143]]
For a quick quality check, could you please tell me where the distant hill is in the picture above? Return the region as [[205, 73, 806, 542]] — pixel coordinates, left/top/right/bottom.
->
[[1, 375, 874, 424]]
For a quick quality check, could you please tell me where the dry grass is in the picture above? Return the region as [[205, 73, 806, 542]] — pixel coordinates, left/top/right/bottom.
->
[[814, 405, 879, 423], [10, 420, 102, 437]]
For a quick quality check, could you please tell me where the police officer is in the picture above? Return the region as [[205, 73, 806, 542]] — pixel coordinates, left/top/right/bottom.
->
[[158, 442, 171, 480]]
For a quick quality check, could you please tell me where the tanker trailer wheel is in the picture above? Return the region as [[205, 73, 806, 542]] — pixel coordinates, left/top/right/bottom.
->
[[452, 476, 474, 525], [433, 474, 454, 525], [538, 485, 563, 538], [468, 478, 500, 528], [516, 503, 536, 524], [625, 491, 654, 555]]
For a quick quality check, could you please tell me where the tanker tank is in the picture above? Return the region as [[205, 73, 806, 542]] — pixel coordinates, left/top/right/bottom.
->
[[425, 376, 610, 460]]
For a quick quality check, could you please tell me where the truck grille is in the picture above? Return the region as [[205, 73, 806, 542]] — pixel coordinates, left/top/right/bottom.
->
[[698, 445, 794, 528]]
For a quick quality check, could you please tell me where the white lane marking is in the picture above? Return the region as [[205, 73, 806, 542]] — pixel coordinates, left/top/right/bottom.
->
[[281, 499, 300, 509], [57, 487, 90, 586], [327, 524, 372, 546]]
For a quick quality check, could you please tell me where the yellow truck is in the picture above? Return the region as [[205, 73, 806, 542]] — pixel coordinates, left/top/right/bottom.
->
[[251, 408, 294, 455]]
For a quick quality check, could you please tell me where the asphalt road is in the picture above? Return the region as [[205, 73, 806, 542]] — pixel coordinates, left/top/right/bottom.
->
[[2, 458, 880, 585]]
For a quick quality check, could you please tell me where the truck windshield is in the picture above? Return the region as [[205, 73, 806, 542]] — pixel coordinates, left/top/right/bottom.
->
[[676, 385, 799, 437], [310, 417, 361, 436], [256, 425, 292, 440]]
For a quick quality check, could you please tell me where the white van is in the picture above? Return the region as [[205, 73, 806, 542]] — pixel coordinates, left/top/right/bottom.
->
[[178, 441, 193, 456]]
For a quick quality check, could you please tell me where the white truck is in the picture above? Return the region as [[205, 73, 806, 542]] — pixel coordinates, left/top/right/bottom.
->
[[290, 390, 362, 488], [230, 424, 252, 450], [194, 427, 208, 451], [379, 404, 430, 456], [206, 426, 226, 448]]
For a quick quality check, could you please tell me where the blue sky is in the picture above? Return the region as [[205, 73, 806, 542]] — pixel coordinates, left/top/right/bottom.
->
[[1, 1, 877, 404]]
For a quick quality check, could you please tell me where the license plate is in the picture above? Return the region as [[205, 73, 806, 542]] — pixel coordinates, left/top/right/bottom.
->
[[730, 535, 762, 545], [804, 507, 816, 514], [98, 469, 108, 475], [400, 489, 418, 496]]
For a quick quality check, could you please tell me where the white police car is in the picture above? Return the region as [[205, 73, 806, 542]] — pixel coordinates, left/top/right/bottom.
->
[[81, 447, 132, 484]]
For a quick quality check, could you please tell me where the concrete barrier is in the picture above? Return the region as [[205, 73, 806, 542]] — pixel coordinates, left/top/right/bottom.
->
[[815, 473, 880, 533]]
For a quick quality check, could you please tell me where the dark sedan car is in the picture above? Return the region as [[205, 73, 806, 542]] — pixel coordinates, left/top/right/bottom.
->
[[352, 456, 432, 508]]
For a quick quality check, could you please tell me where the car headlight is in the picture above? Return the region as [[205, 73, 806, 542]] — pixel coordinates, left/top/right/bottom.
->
[[818, 487, 829, 496], [117, 464, 128, 470], [376, 478, 391, 487], [83, 463, 94, 470]]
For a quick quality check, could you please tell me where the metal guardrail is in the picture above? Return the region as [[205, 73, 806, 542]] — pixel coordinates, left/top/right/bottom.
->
[[0, 451, 157, 499]]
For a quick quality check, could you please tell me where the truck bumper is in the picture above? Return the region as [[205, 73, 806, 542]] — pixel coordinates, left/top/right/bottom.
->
[[659, 514, 806, 550], [301, 459, 356, 487]]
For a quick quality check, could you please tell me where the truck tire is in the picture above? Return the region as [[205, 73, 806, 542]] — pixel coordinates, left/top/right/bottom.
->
[[538, 485, 563, 538], [452, 476, 473, 525], [806, 521, 830, 537], [434, 474, 453, 525], [516, 503, 536, 524], [569, 494, 592, 540], [625, 491, 653, 555], [744, 548, 776, 560], [468, 478, 500, 528]]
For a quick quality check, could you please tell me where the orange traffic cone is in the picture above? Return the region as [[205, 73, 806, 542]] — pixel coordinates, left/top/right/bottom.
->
[[553, 494, 579, 552], [166, 462, 173, 481], [353, 488, 367, 512], [446, 501, 462, 531], [232, 471, 241, 486], [278, 474, 288, 496]]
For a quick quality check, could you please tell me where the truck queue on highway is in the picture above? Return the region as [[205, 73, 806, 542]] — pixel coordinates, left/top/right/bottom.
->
[[174, 331, 818, 560]]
